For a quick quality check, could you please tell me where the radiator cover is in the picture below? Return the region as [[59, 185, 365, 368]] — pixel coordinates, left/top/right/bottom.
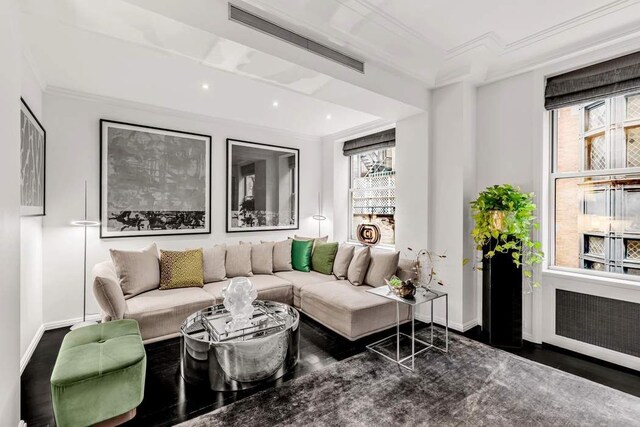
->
[[555, 289, 639, 357]]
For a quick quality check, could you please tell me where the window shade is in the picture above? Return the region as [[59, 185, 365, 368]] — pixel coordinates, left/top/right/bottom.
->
[[545, 50, 640, 110], [343, 128, 395, 156]]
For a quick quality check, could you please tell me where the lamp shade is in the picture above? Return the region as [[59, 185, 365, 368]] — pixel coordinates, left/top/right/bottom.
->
[[71, 220, 100, 227]]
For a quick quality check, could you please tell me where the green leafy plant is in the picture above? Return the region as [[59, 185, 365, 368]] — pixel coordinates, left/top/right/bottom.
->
[[387, 276, 403, 288], [470, 184, 544, 286]]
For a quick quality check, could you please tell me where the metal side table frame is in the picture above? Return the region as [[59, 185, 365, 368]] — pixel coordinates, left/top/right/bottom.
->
[[366, 286, 448, 371]]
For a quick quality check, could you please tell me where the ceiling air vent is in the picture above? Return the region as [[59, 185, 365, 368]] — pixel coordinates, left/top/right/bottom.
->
[[228, 4, 364, 73]]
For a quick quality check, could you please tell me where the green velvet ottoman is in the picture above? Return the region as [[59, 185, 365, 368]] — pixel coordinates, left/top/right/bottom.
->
[[51, 320, 146, 427]]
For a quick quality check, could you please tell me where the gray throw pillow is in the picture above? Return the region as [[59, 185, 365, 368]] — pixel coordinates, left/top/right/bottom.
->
[[225, 244, 253, 277], [241, 241, 274, 275], [203, 244, 226, 282], [347, 247, 371, 286], [365, 250, 401, 287], [333, 244, 355, 279], [109, 243, 160, 299], [265, 239, 293, 272]]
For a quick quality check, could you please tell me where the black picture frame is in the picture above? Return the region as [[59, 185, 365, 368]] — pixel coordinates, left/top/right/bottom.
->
[[20, 97, 46, 217], [226, 138, 300, 233], [100, 119, 212, 238]]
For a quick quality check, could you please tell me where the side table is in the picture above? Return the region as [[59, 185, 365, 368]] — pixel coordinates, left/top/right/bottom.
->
[[366, 286, 448, 371]]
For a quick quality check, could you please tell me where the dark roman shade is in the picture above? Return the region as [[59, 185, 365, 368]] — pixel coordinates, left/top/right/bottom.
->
[[545, 50, 640, 110], [343, 128, 395, 156]]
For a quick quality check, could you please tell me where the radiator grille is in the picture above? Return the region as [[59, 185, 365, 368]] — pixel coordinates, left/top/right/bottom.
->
[[556, 289, 640, 357]]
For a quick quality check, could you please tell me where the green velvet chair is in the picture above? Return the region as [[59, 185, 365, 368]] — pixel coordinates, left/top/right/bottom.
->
[[50, 319, 146, 426]]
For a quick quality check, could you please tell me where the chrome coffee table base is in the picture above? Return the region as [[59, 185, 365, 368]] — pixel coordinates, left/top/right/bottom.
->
[[180, 301, 300, 391], [366, 287, 449, 371]]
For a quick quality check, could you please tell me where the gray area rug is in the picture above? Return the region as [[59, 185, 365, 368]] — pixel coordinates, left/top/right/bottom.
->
[[177, 331, 640, 426]]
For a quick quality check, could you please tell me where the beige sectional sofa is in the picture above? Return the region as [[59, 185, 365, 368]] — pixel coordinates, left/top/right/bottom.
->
[[93, 245, 414, 343]]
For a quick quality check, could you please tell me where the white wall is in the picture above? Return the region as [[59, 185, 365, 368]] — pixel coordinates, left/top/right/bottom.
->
[[0, 0, 22, 422], [42, 90, 323, 324], [20, 55, 44, 365]]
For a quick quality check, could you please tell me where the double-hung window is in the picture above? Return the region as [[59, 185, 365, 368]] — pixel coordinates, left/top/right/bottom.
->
[[348, 147, 396, 246], [551, 92, 640, 278]]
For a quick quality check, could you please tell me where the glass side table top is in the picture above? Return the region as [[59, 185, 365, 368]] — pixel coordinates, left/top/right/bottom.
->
[[366, 285, 447, 306]]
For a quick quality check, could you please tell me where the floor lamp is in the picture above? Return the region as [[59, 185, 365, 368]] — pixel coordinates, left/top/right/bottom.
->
[[312, 192, 326, 237], [70, 180, 100, 330]]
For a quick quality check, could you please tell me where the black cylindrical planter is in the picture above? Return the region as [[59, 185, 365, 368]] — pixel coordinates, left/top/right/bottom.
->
[[482, 239, 523, 348]]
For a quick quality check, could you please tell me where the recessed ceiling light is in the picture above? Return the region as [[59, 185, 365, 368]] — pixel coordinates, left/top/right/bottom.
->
[[272, 101, 279, 107], [326, 114, 332, 120], [201, 83, 209, 90]]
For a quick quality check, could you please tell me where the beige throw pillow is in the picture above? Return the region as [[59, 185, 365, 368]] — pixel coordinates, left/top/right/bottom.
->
[[241, 241, 274, 275], [347, 247, 371, 286], [265, 239, 293, 272], [365, 250, 401, 287], [109, 243, 160, 299], [333, 244, 355, 279], [225, 244, 253, 277], [203, 244, 226, 283]]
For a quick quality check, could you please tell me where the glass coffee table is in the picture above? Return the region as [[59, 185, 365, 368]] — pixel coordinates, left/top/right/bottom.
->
[[180, 300, 299, 391], [366, 286, 448, 371]]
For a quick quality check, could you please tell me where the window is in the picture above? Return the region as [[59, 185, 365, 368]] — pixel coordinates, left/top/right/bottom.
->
[[551, 92, 640, 278], [349, 147, 396, 246]]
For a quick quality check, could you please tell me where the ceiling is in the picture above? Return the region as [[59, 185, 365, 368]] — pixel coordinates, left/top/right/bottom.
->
[[20, 0, 640, 136]]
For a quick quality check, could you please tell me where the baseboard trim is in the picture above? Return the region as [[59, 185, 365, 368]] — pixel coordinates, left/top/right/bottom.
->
[[43, 313, 102, 331], [414, 313, 478, 332], [20, 324, 45, 375]]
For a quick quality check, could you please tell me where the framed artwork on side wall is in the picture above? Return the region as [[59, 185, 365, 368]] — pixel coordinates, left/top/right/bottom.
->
[[20, 98, 46, 216], [226, 138, 299, 232], [100, 120, 211, 238]]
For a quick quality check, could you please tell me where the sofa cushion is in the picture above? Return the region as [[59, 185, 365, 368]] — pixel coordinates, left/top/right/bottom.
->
[[203, 244, 226, 282], [292, 239, 313, 272], [300, 280, 410, 340], [159, 249, 204, 290], [364, 250, 400, 287], [203, 275, 293, 305], [347, 247, 371, 286], [225, 244, 253, 277], [312, 242, 339, 275], [396, 258, 418, 282], [333, 244, 355, 279], [94, 276, 126, 321], [110, 243, 160, 299], [268, 239, 293, 272], [274, 270, 335, 307], [294, 234, 328, 251], [242, 241, 274, 275], [124, 288, 214, 341]]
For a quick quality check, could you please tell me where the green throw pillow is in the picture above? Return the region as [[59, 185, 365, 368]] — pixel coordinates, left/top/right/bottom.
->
[[291, 239, 314, 272], [312, 242, 339, 275]]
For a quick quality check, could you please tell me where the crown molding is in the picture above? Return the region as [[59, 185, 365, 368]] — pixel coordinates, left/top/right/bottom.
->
[[45, 86, 325, 142]]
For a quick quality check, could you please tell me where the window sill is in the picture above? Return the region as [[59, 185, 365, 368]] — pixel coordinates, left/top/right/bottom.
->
[[543, 267, 640, 291], [345, 241, 396, 252]]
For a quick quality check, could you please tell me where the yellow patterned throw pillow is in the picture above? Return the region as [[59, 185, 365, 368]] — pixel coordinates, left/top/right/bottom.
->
[[159, 249, 204, 290]]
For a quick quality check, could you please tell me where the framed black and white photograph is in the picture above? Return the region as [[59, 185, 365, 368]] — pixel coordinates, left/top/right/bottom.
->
[[20, 98, 46, 216], [100, 120, 211, 238], [227, 138, 299, 232]]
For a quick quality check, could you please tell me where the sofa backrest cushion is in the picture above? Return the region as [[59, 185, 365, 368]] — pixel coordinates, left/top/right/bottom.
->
[[311, 242, 339, 275], [159, 249, 205, 290], [242, 241, 274, 275], [110, 243, 160, 299], [226, 244, 253, 277], [294, 235, 328, 251], [365, 250, 400, 287], [266, 239, 293, 272], [396, 258, 418, 282], [203, 244, 226, 282], [333, 244, 355, 279], [347, 246, 371, 286]]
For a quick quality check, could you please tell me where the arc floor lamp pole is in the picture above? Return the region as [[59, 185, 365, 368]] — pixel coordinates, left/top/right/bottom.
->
[[70, 180, 100, 330]]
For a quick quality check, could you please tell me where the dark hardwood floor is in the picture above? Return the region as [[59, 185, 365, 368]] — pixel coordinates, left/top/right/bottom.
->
[[22, 316, 640, 426]]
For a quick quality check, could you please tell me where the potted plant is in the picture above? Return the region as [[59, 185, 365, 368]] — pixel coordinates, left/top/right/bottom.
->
[[470, 184, 544, 347]]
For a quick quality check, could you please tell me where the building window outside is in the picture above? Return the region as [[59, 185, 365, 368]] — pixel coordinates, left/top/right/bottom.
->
[[552, 91, 640, 278], [349, 147, 396, 246]]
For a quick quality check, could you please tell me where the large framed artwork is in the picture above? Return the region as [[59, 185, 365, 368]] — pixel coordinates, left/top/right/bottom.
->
[[227, 138, 299, 232], [20, 98, 46, 216], [100, 120, 211, 238]]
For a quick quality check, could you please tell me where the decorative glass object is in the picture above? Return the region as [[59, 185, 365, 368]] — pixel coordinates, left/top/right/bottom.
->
[[222, 277, 257, 332], [356, 223, 381, 245]]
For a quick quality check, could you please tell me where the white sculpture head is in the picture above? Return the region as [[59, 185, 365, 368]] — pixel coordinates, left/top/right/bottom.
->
[[222, 277, 257, 332]]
